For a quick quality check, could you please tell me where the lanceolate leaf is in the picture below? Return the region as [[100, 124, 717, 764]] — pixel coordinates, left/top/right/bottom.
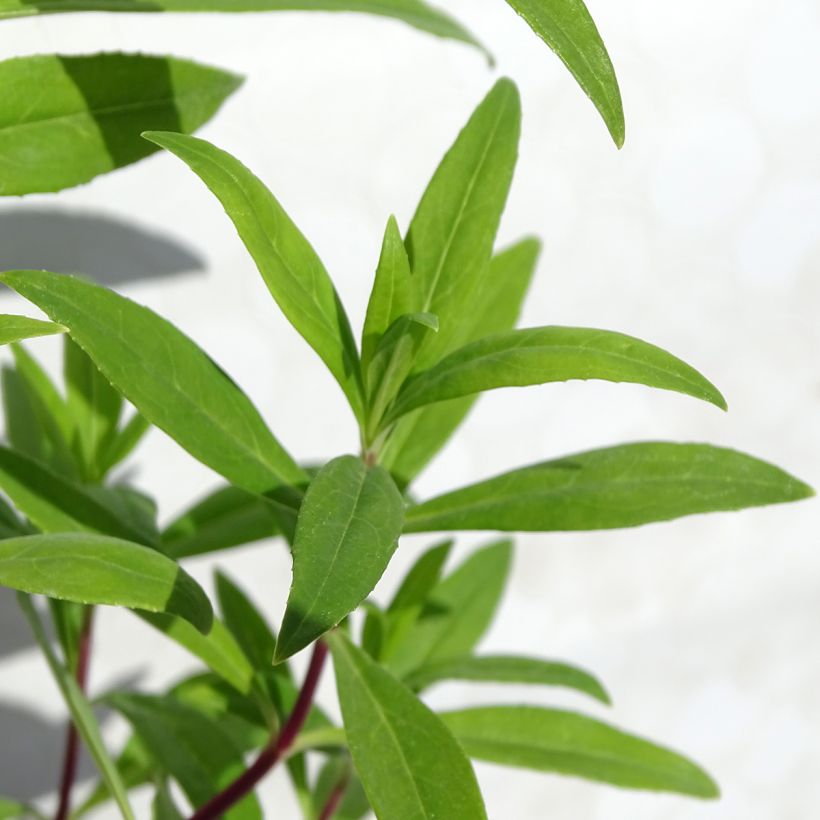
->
[[0, 53, 241, 195], [406, 79, 521, 369], [328, 631, 487, 820], [1, 534, 213, 633], [107, 693, 262, 820], [18, 594, 136, 820], [97, 411, 151, 476], [0, 1, 487, 59], [276, 456, 404, 661], [216, 571, 277, 669], [441, 706, 718, 798], [386, 326, 726, 425], [405, 443, 815, 533], [0, 270, 306, 495], [0, 314, 64, 344], [382, 238, 539, 485], [385, 540, 511, 677], [162, 485, 282, 559], [144, 131, 365, 420], [503, 0, 624, 147], [404, 655, 610, 703]]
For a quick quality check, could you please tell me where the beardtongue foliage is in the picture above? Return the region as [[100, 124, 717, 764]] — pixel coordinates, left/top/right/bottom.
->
[[0, 75, 811, 819]]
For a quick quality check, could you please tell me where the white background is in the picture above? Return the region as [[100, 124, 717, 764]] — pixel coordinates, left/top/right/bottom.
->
[[0, 1, 818, 818]]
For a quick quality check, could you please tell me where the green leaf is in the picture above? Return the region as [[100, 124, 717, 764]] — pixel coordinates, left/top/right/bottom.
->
[[380, 539, 451, 660], [361, 215, 413, 374], [162, 484, 282, 559], [405, 442, 815, 533], [385, 540, 511, 677], [18, 593, 136, 820], [107, 693, 262, 820], [0, 53, 241, 195], [0, 270, 306, 495], [441, 706, 719, 798], [0, 2, 487, 60], [64, 336, 123, 481], [216, 570, 276, 669], [96, 411, 151, 475], [386, 325, 726, 425], [311, 757, 370, 820], [138, 612, 254, 694], [152, 780, 184, 820], [0, 534, 213, 632], [0, 314, 64, 344], [404, 655, 610, 703], [364, 313, 438, 439], [405, 79, 520, 369], [0, 797, 46, 820], [503, 0, 624, 147], [0, 445, 157, 545], [276, 455, 404, 661], [382, 238, 539, 485], [328, 631, 487, 820], [143, 131, 364, 420]]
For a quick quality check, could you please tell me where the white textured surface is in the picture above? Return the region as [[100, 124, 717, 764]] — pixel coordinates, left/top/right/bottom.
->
[[0, 2, 818, 818]]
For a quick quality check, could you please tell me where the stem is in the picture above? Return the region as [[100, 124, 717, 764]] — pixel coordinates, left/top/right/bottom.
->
[[317, 770, 350, 820], [188, 641, 329, 820], [55, 606, 94, 820]]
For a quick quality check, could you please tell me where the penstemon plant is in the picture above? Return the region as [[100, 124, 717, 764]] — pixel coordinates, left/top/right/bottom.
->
[[0, 75, 812, 819]]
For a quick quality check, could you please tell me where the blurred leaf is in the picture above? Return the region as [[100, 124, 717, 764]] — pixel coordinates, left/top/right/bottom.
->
[[0, 270, 307, 495], [387, 326, 726, 424], [329, 631, 487, 820], [442, 706, 719, 797], [385, 540, 511, 677], [2, 534, 213, 632], [18, 593, 135, 820], [405, 79, 520, 369], [152, 780, 184, 820], [0, 53, 241, 195], [503, 0, 624, 146], [405, 655, 610, 703], [0, 797, 46, 819], [0, 314, 64, 344], [144, 131, 364, 421], [162, 485, 282, 559], [97, 411, 151, 475], [216, 570, 276, 669], [311, 756, 370, 820], [276, 456, 404, 661], [108, 693, 262, 820], [405, 443, 815, 533]]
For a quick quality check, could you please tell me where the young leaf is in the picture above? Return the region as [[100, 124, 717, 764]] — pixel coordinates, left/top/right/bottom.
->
[[138, 613, 255, 695], [382, 238, 540, 484], [107, 693, 262, 820], [18, 593, 136, 820], [163, 484, 282, 559], [0, 314, 64, 344], [404, 655, 610, 703], [441, 706, 718, 798], [64, 336, 123, 481], [503, 0, 624, 146], [328, 631, 487, 820], [1, 534, 213, 633], [216, 570, 277, 669], [276, 456, 404, 661], [386, 325, 727, 425], [361, 215, 413, 373], [96, 411, 151, 476], [143, 131, 365, 420], [0, 53, 242, 195], [0, 445, 157, 545], [0, 1, 487, 60], [405, 79, 520, 369], [385, 540, 511, 677], [405, 442, 815, 533], [0, 270, 307, 495]]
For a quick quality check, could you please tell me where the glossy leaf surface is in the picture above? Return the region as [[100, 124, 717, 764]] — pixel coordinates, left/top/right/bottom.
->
[[0, 53, 241, 195], [1, 534, 212, 632], [0, 270, 306, 495], [442, 706, 718, 797], [276, 456, 404, 661], [329, 632, 487, 820], [406, 443, 814, 533]]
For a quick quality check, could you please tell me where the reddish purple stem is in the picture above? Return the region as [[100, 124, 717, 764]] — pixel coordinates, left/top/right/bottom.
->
[[188, 641, 329, 820], [317, 772, 350, 820], [54, 607, 94, 820]]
